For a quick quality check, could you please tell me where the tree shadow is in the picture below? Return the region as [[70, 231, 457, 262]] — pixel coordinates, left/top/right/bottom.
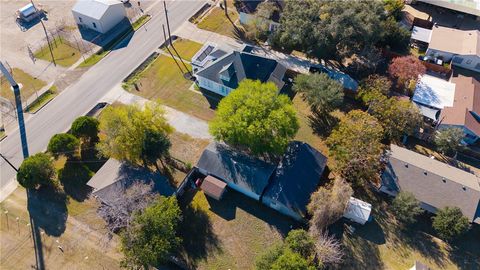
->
[[58, 161, 93, 202], [448, 224, 480, 269], [27, 186, 68, 237], [308, 110, 339, 138], [81, 147, 107, 173]]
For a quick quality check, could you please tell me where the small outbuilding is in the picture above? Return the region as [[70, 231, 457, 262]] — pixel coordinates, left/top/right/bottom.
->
[[342, 197, 372, 225], [72, 0, 126, 34], [200, 175, 227, 200]]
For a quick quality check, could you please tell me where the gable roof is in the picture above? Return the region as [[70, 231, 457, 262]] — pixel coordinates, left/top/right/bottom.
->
[[195, 51, 286, 90], [385, 144, 480, 222], [262, 141, 327, 219], [428, 25, 480, 56], [72, 0, 122, 20], [439, 75, 480, 136], [196, 143, 276, 196]]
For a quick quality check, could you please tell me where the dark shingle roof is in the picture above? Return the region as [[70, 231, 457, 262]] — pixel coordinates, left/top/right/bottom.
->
[[196, 143, 276, 196], [262, 141, 327, 218], [195, 51, 286, 90]]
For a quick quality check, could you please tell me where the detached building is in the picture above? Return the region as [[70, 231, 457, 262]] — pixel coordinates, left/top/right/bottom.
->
[[72, 0, 126, 34]]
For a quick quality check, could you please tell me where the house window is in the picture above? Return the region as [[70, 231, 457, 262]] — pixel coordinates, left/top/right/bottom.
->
[[78, 17, 83, 23], [452, 57, 463, 64], [92, 22, 97, 28], [466, 59, 472, 65]]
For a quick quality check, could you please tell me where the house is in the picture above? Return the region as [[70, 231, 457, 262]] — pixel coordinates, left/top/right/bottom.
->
[[193, 45, 287, 96], [261, 141, 327, 221], [380, 144, 480, 224], [237, 0, 282, 32], [426, 25, 480, 72], [438, 75, 480, 144], [412, 74, 456, 120], [413, 0, 480, 18], [410, 26, 432, 49], [72, 0, 126, 34], [342, 197, 372, 225], [196, 141, 328, 221]]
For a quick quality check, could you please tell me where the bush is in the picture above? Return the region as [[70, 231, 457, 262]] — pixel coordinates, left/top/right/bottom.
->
[[432, 207, 470, 241], [391, 191, 424, 225], [17, 153, 56, 189], [47, 133, 80, 159], [71, 116, 99, 145]]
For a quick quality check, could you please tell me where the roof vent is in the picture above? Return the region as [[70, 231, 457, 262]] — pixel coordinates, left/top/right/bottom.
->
[[462, 186, 467, 191], [404, 163, 409, 168], [442, 178, 446, 183], [423, 171, 428, 175]]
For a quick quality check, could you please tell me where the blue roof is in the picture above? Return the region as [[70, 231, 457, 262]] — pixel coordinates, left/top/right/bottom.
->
[[262, 141, 327, 218]]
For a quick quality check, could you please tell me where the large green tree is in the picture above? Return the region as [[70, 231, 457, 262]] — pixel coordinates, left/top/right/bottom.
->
[[70, 116, 100, 145], [17, 153, 56, 189], [120, 196, 182, 269], [432, 207, 470, 241], [293, 73, 344, 114], [434, 128, 464, 157], [391, 191, 424, 225], [97, 102, 173, 165], [326, 110, 384, 185], [141, 128, 172, 168], [47, 133, 80, 159], [209, 80, 299, 156]]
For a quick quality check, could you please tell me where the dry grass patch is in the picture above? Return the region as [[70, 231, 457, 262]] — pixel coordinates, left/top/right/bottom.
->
[[197, 1, 243, 39], [0, 68, 46, 103]]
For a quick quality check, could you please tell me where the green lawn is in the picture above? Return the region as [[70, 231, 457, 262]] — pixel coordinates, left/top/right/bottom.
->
[[78, 50, 109, 67], [34, 37, 82, 67], [132, 14, 151, 30], [0, 68, 46, 103], [169, 39, 204, 62], [124, 55, 216, 121], [25, 86, 57, 113], [197, 1, 243, 39]]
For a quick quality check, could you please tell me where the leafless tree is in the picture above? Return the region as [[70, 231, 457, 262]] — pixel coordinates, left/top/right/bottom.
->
[[97, 181, 158, 234], [313, 231, 344, 266], [308, 177, 353, 234]]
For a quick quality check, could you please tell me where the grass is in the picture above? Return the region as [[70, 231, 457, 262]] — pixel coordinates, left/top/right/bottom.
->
[[34, 37, 82, 67], [78, 50, 109, 67], [197, 0, 243, 39], [178, 190, 294, 269], [0, 131, 4, 140], [131, 14, 151, 31], [168, 39, 204, 61], [25, 86, 58, 113], [0, 68, 46, 103], [124, 55, 216, 121]]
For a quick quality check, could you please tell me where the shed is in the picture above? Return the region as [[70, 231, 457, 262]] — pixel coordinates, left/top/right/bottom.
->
[[72, 0, 126, 34], [200, 175, 227, 200], [342, 197, 372, 225], [411, 26, 432, 44]]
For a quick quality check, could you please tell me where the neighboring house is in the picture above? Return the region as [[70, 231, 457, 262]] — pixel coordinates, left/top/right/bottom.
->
[[237, 0, 282, 32], [426, 25, 480, 72], [342, 197, 372, 225], [438, 75, 480, 144], [196, 141, 328, 221], [413, 0, 480, 17], [193, 45, 287, 96], [412, 74, 456, 120], [380, 144, 480, 224], [72, 0, 126, 34]]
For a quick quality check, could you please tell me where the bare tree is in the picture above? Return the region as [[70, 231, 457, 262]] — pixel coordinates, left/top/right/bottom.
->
[[308, 178, 353, 234], [314, 231, 344, 266], [97, 181, 158, 233]]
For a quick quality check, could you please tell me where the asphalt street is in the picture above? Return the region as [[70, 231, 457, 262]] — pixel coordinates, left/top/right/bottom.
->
[[0, 0, 207, 200]]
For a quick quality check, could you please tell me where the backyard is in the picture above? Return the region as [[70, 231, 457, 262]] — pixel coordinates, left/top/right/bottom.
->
[[0, 68, 46, 103], [34, 37, 82, 67]]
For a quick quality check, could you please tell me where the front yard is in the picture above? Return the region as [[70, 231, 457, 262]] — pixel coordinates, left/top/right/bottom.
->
[[0, 68, 46, 104], [196, 0, 244, 40]]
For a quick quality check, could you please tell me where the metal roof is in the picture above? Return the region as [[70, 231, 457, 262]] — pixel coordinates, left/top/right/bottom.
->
[[411, 26, 432, 43], [72, 0, 123, 20], [413, 75, 456, 110]]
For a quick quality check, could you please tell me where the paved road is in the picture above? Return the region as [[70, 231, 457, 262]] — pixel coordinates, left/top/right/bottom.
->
[[0, 0, 207, 200]]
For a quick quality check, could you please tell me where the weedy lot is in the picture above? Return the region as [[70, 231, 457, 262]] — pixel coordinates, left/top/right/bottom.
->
[[0, 68, 46, 103]]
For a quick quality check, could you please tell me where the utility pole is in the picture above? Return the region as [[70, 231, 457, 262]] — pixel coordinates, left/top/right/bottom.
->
[[30, 0, 56, 66], [224, 0, 227, 16], [163, 1, 172, 46]]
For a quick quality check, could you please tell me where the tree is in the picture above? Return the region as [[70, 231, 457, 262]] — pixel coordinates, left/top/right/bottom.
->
[[383, 0, 405, 21], [47, 133, 80, 159], [97, 102, 173, 165], [271, 249, 315, 270], [293, 73, 344, 114], [308, 178, 353, 234], [141, 128, 172, 168], [358, 75, 392, 105], [434, 128, 464, 156], [388, 56, 426, 93], [379, 17, 411, 52], [209, 80, 299, 156], [391, 191, 424, 225], [71, 116, 100, 145], [17, 153, 56, 189], [120, 196, 182, 269], [246, 1, 279, 40], [313, 232, 344, 266], [326, 110, 384, 184], [432, 207, 470, 241], [97, 181, 158, 233], [274, 0, 386, 60], [284, 229, 316, 262]]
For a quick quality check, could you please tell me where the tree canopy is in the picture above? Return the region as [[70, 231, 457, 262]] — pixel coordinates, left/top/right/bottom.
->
[[47, 133, 80, 159], [391, 191, 424, 225], [70, 116, 100, 145], [293, 73, 344, 114], [432, 207, 470, 241], [97, 102, 173, 165], [388, 56, 426, 93], [209, 80, 299, 156], [120, 196, 182, 269], [17, 153, 56, 189], [141, 128, 172, 167], [434, 128, 464, 156], [326, 110, 384, 185]]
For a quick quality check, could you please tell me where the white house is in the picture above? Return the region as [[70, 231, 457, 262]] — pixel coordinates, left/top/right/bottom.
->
[[426, 25, 480, 72], [342, 197, 372, 225], [412, 74, 456, 120], [72, 0, 126, 34]]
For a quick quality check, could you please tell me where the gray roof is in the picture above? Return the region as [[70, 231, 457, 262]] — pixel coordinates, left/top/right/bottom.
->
[[383, 144, 480, 222], [72, 0, 122, 20], [262, 141, 327, 218], [196, 143, 276, 196], [195, 51, 286, 90]]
